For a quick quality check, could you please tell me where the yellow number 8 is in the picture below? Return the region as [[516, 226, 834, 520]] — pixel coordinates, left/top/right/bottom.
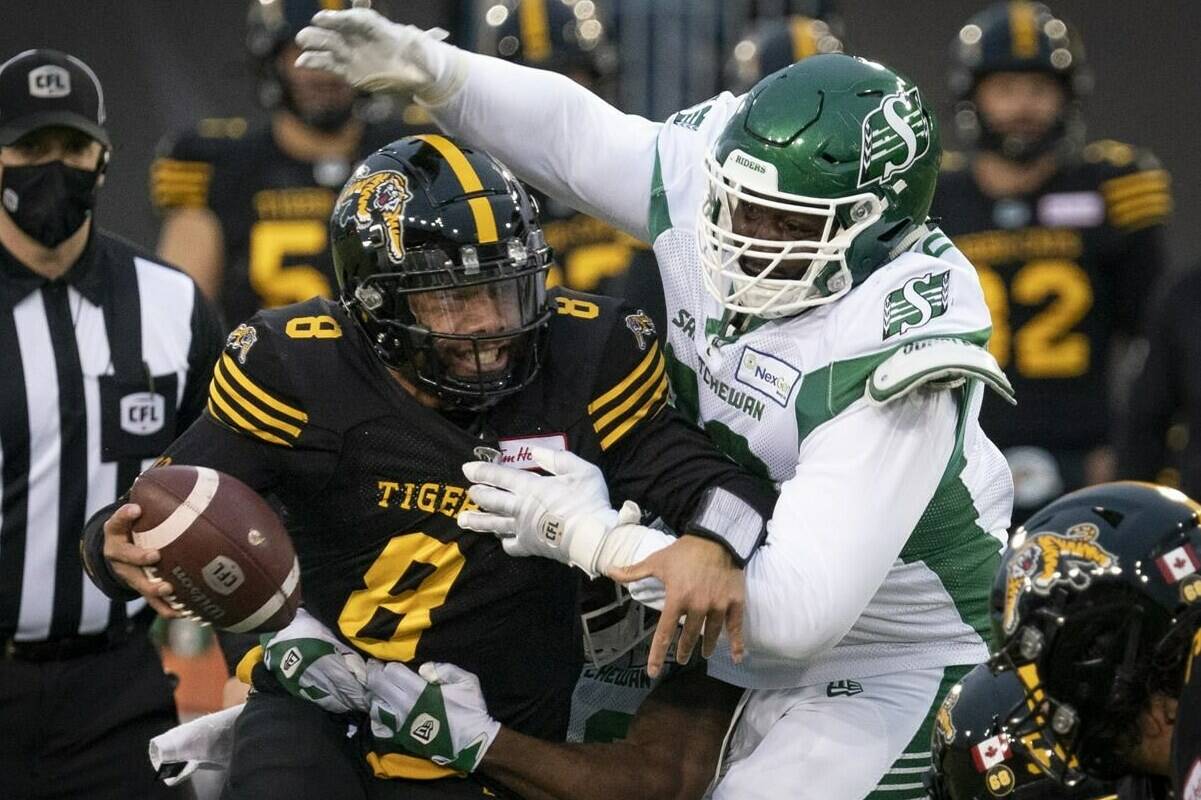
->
[[285, 315, 342, 339], [555, 296, 600, 320]]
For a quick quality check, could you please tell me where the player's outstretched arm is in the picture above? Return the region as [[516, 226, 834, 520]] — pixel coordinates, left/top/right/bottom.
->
[[294, 8, 661, 241], [481, 663, 741, 800]]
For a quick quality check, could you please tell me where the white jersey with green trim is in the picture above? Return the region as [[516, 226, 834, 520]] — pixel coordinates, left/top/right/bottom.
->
[[425, 56, 1012, 688], [648, 96, 1012, 688]]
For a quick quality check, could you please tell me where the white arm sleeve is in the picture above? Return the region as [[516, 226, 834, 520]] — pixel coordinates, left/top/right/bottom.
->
[[740, 389, 959, 660], [597, 387, 959, 660], [424, 51, 661, 242]]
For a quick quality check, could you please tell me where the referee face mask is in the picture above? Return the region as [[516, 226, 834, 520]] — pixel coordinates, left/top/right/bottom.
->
[[0, 129, 106, 248]]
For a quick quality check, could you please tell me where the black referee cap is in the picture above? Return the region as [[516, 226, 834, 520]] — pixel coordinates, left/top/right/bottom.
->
[[0, 49, 109, 148]]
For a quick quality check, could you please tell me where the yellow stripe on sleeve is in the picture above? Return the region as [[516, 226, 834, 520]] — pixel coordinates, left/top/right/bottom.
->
[[1100, 170, 1170, 203], [587, 342, 660, 414], [212, 359, 303, 439], [366, 751, 459, 781], [413, 134, 499, 243], [207, 384, 292, 447], [599, 373, 668, 451], [593, 351, 666, 435], [219, 354, 308, 423]]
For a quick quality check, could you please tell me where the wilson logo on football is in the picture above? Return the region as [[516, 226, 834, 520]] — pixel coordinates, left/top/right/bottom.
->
[[1002, 523, 1117, 636]]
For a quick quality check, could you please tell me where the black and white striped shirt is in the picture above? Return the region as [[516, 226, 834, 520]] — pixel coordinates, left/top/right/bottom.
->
[[0, 229, 221, 642]]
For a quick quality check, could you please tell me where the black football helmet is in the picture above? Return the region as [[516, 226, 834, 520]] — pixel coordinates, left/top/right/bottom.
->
[[991, 482, 1201, 786], [247, 0, 367, 131], [949, 1, 1091, 162], [476, 0, 617, 97], [330, 135, 553, 408], [926, 665, 1116, 800], [725, 14, 846, 94]]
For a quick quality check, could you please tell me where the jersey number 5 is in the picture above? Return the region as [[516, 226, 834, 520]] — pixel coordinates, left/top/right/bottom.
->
[[249, 220, 333, 308], [976, 259, 1093, 379], [338, 533, 465, 661]]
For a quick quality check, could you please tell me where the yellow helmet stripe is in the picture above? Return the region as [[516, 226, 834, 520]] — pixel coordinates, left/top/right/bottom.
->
[[414, 134, 500, 243], [519, 0, 552, 63], [790, 17, 817, 62], [1009, 1, 1039, 59]]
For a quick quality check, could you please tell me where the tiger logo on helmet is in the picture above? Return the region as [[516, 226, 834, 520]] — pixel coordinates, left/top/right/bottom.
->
[[335, 169, 412, 265], [1001, 522, 1117, 636]]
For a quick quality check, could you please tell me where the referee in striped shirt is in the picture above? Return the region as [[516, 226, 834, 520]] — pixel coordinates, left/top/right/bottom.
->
[[0, 50, 222, 798]]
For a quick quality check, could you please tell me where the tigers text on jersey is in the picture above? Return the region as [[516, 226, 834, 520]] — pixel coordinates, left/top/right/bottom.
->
[[151, 118, 408, 327], [158, 288, 772, 752], [932, 142, 1170, 452], [647, 93, 1011, 688]]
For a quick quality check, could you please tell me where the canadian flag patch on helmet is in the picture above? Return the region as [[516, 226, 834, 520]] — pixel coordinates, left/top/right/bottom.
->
[[1157, 543, 1201, 584], [858, 87, 931, 189], [971, 733, 1012, 772]]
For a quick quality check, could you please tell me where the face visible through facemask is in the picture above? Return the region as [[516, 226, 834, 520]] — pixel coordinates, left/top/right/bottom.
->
[[0, 127, 105, 248], [731, 199, 829, 279], [406, 280, 525, 380]]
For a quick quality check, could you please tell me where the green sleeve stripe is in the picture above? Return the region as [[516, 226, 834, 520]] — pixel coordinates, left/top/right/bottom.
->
[[648, 142, 672, 240]]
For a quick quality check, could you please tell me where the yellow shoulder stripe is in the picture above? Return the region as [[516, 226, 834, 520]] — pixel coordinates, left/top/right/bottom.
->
[[212, 359, 303, 439], [599, 372, 668, 451], [207, 398, 291, 448], [219, 353, 308, 423], [413, 134, 499, 243], [1100, 169, 1170, 202], [593, 350, 666, 434], [588, 342, 660, 415]]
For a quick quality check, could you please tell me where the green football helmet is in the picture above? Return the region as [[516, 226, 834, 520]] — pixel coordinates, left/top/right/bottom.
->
[[699, 53, 941, 318]]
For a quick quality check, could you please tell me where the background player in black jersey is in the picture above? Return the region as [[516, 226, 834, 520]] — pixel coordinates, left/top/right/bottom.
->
[[932, 1, 1171, 524], [150, 0, 414, 328], [988, 482, 1201, 800], [474, 0, 666, 332], [85, 136, 773, 799]]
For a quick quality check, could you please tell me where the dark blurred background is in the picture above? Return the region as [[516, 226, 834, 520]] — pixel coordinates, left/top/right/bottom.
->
[[4, 0, 1197, 270]]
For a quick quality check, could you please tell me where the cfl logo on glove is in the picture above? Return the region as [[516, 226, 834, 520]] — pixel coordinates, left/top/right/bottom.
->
[[409, 712, 441, 745], [540, 515, 564, 546]]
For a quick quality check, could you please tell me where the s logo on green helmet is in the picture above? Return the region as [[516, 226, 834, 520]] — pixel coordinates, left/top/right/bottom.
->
[[857, 88, 932, 189]]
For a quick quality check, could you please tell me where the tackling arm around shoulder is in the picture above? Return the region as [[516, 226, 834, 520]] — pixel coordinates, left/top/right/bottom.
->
[[294, 8, 660, 240]]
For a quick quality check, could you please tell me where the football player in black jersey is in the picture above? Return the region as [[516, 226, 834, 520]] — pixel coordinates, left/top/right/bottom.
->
[[987, 482, 1201, 800], [932, 2, 1171, 524], [85, 136, 773, 798], [150, 0, 416, 328], [474, 0, 666, 332]]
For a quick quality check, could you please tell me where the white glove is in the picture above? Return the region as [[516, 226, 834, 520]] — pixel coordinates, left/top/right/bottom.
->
[[366, 660, 500, 773], [459, 446, 641, 577], [293, 8, 465, 103], [262, 608, 368, 714]]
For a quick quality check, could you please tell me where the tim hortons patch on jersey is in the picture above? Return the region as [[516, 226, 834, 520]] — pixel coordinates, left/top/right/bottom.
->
[[882, 270, 951, 339], [735, 347, 801, 407], [858, 87, 931, 189], [499, 433, 568, 470], [1001, 522, 1117, 636]]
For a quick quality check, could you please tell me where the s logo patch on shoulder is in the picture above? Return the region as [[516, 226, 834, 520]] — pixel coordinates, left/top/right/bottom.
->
[[882, 271, 950, 339]]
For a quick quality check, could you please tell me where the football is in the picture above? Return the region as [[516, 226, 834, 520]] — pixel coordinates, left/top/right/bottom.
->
[[130, 465, 301, 634]]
